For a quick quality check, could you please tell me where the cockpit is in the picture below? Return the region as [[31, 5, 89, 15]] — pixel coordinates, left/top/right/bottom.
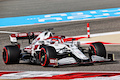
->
[[50, 36, 64, 44]]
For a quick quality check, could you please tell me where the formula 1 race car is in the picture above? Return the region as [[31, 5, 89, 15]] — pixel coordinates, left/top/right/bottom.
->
[[2, 28, 114, 67]]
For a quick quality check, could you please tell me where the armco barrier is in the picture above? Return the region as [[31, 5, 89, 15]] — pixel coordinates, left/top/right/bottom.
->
[[0, 7, 120, 27]]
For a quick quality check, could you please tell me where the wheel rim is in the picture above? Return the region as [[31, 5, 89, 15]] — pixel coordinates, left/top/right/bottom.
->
[[90, 44, 97, 55], [39, 48, 47, 66], [2, 47, 8, 63], [90, 47, 95, 54], [41, 52, 45, 64]]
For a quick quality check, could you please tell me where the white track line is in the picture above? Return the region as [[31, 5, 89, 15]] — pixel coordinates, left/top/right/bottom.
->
[[71, 31, 120, 38], [0, 30, 120, 37], [0, 31, 19, 34]]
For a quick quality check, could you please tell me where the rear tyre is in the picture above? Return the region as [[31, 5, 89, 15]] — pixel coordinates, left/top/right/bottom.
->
[[89, 42, 106, 60], [39, 46, 57, 67], [2, 45, 20, 64]]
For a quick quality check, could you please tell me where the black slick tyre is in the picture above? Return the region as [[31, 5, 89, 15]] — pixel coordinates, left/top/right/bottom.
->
[[2, 45, 20, 64], [89, 42, 106, 59], [39, 46, 57, 67]]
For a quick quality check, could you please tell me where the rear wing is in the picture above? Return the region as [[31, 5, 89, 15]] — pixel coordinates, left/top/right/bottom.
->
[[10, 32, 41, 43]]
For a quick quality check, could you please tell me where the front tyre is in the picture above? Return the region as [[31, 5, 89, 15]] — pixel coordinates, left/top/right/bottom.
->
[[2, 45, 20, 64], [89, 42, 106, 60], [39, 46, 57, 67]]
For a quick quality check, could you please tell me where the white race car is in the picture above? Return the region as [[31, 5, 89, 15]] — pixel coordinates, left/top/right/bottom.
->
[[2, 28, 114, 67]]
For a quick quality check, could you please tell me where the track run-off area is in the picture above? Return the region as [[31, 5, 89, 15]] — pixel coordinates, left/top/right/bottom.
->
[[0, 0, 120, 73]]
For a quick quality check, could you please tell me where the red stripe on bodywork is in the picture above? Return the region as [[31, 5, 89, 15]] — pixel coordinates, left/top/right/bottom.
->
[[34, 45, 39, 50], [64, 37, 87, 42], [11, 34, 16, 37], [24, 48, 31, 50]]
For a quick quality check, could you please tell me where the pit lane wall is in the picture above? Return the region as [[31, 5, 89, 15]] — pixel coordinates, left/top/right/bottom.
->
[[0, 7, 120, 27]]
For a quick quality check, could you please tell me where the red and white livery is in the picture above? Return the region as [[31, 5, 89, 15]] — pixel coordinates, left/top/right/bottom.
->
[[2, 28, 114, 67]]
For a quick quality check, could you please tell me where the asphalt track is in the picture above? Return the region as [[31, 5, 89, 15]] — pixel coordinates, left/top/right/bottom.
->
[[0, 0, 120, 18], [0, 0, 120, 71]]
